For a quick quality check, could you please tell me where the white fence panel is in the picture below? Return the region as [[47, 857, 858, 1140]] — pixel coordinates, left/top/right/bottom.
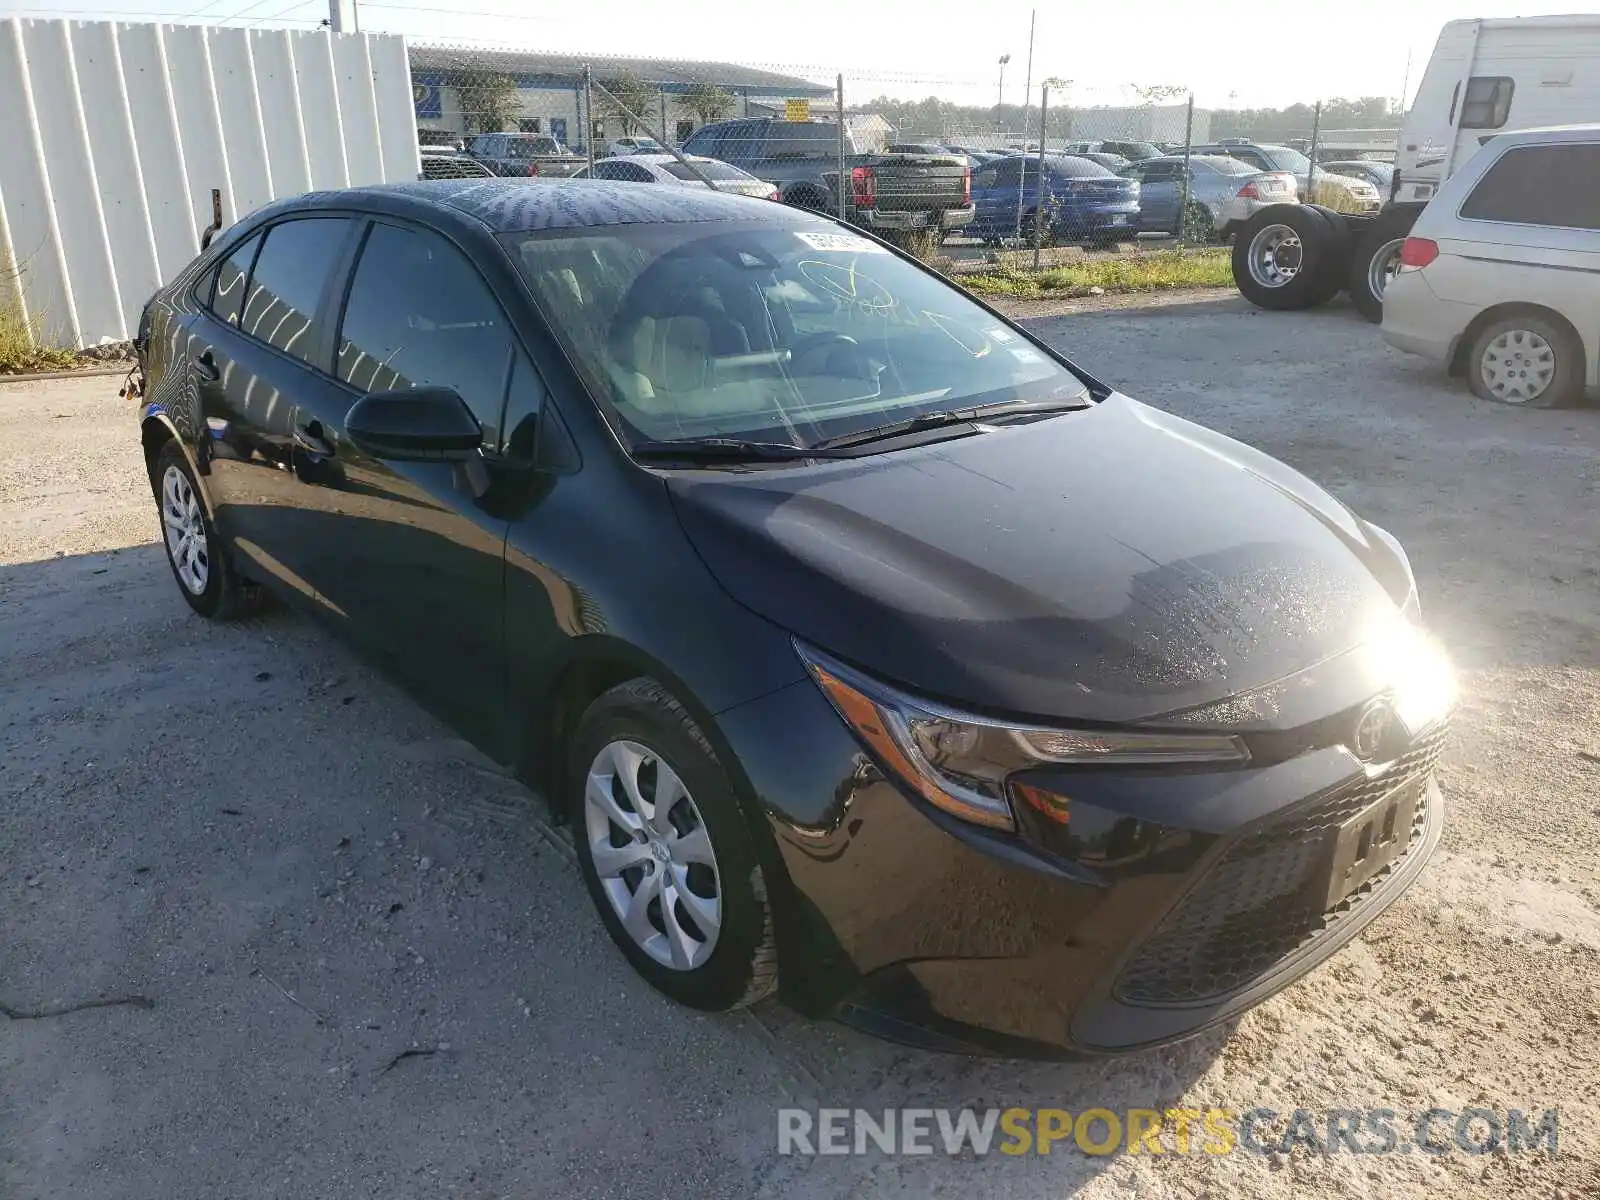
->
[[0, 18, 418, 348]]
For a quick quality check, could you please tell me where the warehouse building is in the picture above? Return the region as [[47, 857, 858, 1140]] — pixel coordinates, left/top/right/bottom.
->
[[409, 47, 834, 150]]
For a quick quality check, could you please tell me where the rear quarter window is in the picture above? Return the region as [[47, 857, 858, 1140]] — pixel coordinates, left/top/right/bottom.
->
[[207, 232, 263, 326], [1459, 143, 1600, 230]]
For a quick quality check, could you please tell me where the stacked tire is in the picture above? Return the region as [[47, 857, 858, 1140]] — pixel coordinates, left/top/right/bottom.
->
[[1231, 203, 1419, 323]]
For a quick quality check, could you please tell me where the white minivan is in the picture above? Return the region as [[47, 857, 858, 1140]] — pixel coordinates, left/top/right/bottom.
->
[[1381, 124, 1599, 408]]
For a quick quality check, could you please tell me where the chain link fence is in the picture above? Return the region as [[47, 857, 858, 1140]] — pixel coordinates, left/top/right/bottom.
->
[[409, 43, 1399, 276]]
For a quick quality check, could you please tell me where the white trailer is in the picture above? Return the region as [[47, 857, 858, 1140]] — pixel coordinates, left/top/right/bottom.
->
[[1397, 15, 1600, 205], [1232, 13, 1600, 322]]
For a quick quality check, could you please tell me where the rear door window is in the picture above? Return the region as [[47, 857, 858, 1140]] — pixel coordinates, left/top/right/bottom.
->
[[238, 217, 353, 365], [336, 222, 513, 443], [1459, 143, 1600, 229]]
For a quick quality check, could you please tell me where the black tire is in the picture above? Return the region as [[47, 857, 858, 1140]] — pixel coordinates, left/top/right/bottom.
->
[[1347, 207, 1417, 323], [569, 679, 778, 1012], [884, 228, 938, 259], [1020, 211, 1054, 250], [1177, 201, 1216, 245], [784, 186, 829, 212], [150, 440, 260, 620], [1466, 312, 1584, 409], [1301, 205, 1353, 307], [1230, 204, 1331, 311]]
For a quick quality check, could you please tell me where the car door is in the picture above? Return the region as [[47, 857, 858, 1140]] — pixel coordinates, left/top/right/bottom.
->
[[189, 215, 360, 606], [294, 218, 517, 744], [972, 158, 1018, 236], [1136, 161, 1180, 230]]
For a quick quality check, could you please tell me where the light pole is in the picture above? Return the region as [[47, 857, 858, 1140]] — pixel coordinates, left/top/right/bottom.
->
[[996, 54, 1010, 133]]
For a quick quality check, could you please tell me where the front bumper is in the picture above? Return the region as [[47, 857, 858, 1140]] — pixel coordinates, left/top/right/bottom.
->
[[717, 676, 1447, 1058], [860, 205, 975, 231]]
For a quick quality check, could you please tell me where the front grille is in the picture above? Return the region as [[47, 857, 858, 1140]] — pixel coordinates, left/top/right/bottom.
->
[[1114, 722, 1448, 1007]]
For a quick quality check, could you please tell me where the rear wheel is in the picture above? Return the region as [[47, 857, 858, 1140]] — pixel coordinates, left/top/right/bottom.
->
[[1177, 201, 1215, 245], [1301, 205, 1353, 307], [1020, 211, 1052, 249], [885, 228, 939, 259], [151, 441, 260, 620], [1467, 313, 1583, 409], [1231, 205, 1330, 310], [1347, 207, 1418, 323]]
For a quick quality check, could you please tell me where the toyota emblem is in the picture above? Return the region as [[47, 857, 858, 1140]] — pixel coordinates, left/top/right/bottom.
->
[[1351, 698, 1395, 762]]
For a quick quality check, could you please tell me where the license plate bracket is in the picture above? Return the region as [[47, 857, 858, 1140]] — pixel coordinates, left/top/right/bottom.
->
[[1324, 781, 1419, 908]]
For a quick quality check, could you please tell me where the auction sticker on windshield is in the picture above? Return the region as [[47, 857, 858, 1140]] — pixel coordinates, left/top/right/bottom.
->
[[795, 231, 889, 254]]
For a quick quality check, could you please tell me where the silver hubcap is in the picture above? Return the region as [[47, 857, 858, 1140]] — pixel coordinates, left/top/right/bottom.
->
[[1367, 238, 1404, 300], [160, 465, 209, 595], [1247, 223, 1303, 288], [584, 739, 722, 971], [1481, 329, 1555, 403]]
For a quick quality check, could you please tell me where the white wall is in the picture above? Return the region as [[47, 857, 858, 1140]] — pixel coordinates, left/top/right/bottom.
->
[[0, 19, 417, 348]]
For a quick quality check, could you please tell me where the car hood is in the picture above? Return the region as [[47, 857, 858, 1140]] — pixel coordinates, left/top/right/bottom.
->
[[667, 395, 1413, 724]]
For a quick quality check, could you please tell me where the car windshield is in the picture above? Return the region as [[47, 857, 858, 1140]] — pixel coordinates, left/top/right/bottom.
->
[[504, 220, 1089, 450], [661, 160, 751, 181], [1195, 155, 1256, 175], [1047, 156, 1117, 179], [507, 137, 560, 158]]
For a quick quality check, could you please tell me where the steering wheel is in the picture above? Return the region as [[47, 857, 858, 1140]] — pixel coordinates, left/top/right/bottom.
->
[[788, 332, 870, 377]]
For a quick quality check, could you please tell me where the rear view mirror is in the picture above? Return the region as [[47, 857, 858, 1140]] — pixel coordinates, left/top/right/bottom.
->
[[345, 387, 482, 461]]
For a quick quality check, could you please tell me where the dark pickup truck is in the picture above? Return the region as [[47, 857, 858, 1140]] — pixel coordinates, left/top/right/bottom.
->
[[466, 133, 586, 178], [680, 118, 973, 254]]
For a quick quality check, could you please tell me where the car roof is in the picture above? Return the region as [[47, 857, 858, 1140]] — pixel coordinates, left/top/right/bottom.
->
[[247, 179, 808, 234], [624, 153, 717, 164], [1486, 122, 1600, 142]]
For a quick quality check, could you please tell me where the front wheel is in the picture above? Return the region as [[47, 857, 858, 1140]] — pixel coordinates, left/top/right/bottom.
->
[[570, 679, 778, 1012], [1467, 314, 1583, 409]]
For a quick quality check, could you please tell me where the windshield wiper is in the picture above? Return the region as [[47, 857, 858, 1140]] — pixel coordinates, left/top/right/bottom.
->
[[813, 398, 1089, 450], [630, 438, 849, 463]]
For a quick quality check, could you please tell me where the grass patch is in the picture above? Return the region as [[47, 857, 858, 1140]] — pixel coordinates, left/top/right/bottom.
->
[[958, 249, 1233, 300], [0, 304, 78, 375]]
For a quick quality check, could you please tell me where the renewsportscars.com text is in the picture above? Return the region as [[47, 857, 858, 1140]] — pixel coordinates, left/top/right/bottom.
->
[[777, 1107, 1560, 1157]]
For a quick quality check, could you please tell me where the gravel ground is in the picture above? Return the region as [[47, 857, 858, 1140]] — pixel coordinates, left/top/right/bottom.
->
[[2, 293, 1597, 1199]]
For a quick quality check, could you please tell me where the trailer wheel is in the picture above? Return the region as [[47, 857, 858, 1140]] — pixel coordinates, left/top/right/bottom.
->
[[1347, 207, 1419, 323], [1231, 205, 1331, 311], [1302, 205, 1354, 308]]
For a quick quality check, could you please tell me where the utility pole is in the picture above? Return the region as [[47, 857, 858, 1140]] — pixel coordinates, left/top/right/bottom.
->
[[995, 54, 1010, 132], [327, 0, 357, 32]]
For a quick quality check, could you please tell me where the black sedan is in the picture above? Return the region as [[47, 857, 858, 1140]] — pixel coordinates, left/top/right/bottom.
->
[[133, 180, 1454, 1057]]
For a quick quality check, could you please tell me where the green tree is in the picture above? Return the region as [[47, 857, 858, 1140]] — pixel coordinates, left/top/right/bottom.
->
[[598, 72, 659, 135], [453, 68, 521, 134], [677, 81, 736, 125], [1129, 84, 1187, 105]]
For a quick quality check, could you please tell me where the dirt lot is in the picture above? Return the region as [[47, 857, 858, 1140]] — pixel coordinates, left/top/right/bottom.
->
[[3, 293, 1598, 1199]]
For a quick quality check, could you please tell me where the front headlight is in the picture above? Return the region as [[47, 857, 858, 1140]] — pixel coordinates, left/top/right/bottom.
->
[[795, 642, 1250, 832], [1366, 617, 1456, 735]]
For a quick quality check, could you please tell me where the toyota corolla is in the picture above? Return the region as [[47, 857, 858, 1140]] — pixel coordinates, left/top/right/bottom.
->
[[134, 180, 1453, 1057]]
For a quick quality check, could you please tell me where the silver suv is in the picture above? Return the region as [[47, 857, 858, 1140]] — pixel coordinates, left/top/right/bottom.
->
[[1383, 123, 1600, 408]]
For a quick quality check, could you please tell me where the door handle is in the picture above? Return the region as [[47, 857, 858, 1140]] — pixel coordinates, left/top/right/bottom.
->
[[194, 349, 221, 383], [293, 421, 334, 457]]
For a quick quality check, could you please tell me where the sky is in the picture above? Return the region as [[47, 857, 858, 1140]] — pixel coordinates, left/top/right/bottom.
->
[[2, 0, 1590, 109]]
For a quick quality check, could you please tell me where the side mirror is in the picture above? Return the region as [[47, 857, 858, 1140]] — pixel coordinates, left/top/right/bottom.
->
[[345, 387, 482, 461]]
